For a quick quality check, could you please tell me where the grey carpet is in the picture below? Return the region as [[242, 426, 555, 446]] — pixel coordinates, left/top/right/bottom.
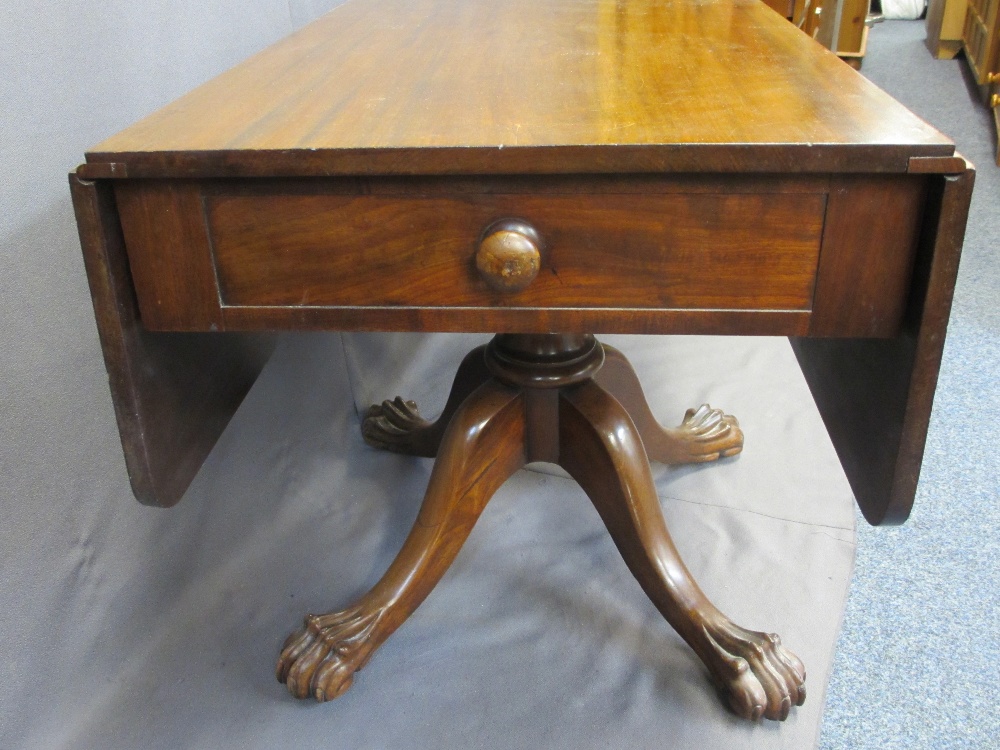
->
[[818, 20, 1000, 750]]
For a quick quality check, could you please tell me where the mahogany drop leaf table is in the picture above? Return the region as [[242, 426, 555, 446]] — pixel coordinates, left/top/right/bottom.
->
[[71, 0, 972, 723]]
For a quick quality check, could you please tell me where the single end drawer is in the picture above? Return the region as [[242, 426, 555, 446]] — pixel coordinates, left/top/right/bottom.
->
[[206, 191, 825, 311]]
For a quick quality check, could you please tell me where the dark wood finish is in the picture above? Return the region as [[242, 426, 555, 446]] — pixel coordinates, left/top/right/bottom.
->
[[486, 333, 605, 390], [361, 345, 492, 457], [109, 174, 838, 335], [220, 306, 812, 337], [793, 165, 974, 524], [596, 345, 744, 464], [70, 172, 275, 507], [85, 0, 952, 179], [205, 192, 819, 309], [114, 181, 223, 331], [114, 179, 824, 331], [284, 335, 794, 718], [908, 155, 969, 174], [475, 219, 544, 294], [559, 379, 804, 722], [207, 190, 814, 308], [71, 0, 975, 722], [809, 176, 926, 337], [279, 378, 527, 701]]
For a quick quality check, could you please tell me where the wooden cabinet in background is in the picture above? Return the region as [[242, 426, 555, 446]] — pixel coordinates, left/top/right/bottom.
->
[[964, 0, 1000, 163], [772, 0, 871, 67], [927, 0, 971, 58], [963, 0, 1000, 82], [818, 0, 872, 68], [927, 0, 1000, 163]]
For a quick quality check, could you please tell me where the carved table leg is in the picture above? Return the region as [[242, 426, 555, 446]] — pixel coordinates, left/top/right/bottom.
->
[[595, 344, 744, 465], [284, 333, 802, 720], [278, 379, 526, 701], [558, 379, 806, 721], [361, 344, 492, 457]]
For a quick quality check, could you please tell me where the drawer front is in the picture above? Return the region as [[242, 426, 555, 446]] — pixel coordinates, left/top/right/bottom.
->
[[205, 191, 824, 311], [113, 176, 925, 336]]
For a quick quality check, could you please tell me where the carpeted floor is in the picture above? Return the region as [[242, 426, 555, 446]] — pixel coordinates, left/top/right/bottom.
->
[[818, 20, 1000, 750]]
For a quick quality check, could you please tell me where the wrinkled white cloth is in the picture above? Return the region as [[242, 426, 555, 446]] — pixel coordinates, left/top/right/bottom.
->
[[881, 0, 926, 19]]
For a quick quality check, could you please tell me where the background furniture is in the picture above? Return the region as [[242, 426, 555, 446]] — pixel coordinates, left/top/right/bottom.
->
[[803, 0, 873, 67], [926, 0, 967, 57], [927, 0, 1000, 161], [765, 0, 871, 67], [962, 0, 1000, 160]]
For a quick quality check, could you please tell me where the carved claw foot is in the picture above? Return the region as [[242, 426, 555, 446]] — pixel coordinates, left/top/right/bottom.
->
[[662, 404, 744, 463], [280, 380, 526, 704], [594, 347, 743, 465], [361, 397, 431, 453], [277, 607, 384, 702], [701, 620, 806, 721], [560, 380, 802, 721]]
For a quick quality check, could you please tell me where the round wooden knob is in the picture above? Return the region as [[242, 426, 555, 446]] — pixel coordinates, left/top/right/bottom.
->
[[476, 219, 543, 293]]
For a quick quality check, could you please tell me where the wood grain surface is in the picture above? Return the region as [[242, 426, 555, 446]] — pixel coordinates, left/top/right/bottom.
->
[[114, 181, 224, 331], [71, 0, 975, 533], [112, 174, 836, 335], [206, 190, 824, 311], [85, 0, 953, 178], [809, 176, 927, 337], [70, 174, 275, 508], [793, 164, 975, 525]]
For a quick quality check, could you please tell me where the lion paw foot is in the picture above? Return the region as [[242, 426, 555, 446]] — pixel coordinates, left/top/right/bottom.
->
[[276, 608, 383, 702], [361, 397, 431, 453], [666, 404, 743, 463], [702, 621, 806, 721]]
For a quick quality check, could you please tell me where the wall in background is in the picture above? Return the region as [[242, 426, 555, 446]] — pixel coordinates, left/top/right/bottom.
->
[[0, 2, 343, 742]]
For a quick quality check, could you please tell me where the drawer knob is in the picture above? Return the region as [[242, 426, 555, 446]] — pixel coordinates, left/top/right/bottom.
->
[[476, 219, 543, 293]]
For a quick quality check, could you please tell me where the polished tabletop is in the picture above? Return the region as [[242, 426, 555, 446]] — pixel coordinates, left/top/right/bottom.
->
[[87, 0, 953, 177], [71, 0, 974, 527]]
